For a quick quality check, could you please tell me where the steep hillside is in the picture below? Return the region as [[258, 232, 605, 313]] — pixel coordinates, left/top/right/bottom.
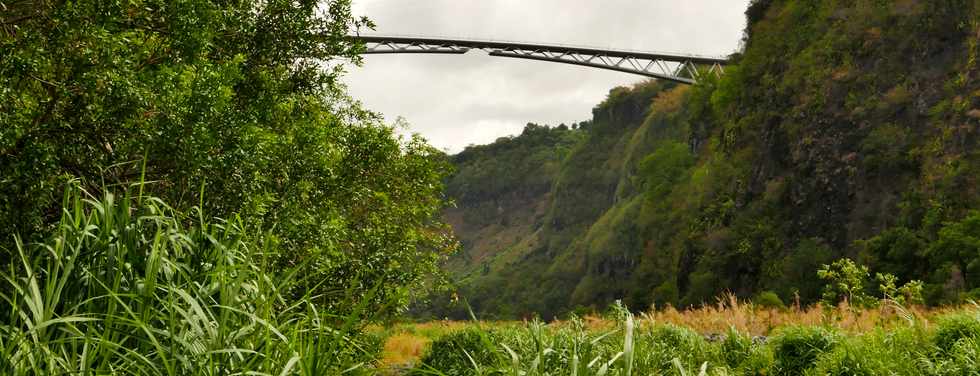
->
[[429, 0, 980, 320], [442, 124, 582, 274]]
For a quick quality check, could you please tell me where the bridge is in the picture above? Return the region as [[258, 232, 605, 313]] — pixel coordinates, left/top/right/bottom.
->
[[351, 35, 730, 85]]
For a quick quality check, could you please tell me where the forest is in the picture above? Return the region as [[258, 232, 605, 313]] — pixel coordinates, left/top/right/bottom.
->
[[2, 0, 980, 374]]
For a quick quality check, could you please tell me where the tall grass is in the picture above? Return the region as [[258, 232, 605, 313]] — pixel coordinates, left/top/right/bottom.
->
[[411, 305, 724, 375], [406, 301, 980, 375], [642, 293, 946, 336], [0, 183, 380, 375]]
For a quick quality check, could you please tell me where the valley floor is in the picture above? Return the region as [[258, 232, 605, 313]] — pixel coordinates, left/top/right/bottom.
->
[[375, 297, 980, 375]]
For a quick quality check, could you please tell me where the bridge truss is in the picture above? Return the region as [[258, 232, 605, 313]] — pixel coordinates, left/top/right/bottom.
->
[[352, 35, 729, 85]]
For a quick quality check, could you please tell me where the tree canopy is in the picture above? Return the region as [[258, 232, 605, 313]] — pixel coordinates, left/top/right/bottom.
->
[[0, 0, 455, 315]]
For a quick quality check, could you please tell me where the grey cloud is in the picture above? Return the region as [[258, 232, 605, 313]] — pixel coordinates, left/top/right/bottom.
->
[[343, 0, 750, 153]]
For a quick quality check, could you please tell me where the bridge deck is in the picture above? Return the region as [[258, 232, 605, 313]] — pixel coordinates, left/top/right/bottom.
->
[[353, 35, 729, 65], [351, 35, 730, 84]]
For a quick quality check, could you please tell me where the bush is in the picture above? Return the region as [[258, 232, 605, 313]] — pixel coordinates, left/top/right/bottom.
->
[[414, 329, 501, 375], [810, 331, 922, 376], [769, 326, 839, 375], [641, 324, 719, 372], [720, 329, 754, 368], [648, 324, 708, 350], [921, 337, 980, 375], [960, 288, 980, 303], [810, 343, 894, 376], [736, 346, 775, 376], [933, 314, 980, 353], [754, 291, 787, 310]]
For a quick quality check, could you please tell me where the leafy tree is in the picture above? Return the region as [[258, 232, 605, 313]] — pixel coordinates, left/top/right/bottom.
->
[[0, 0, 454, 316], [857, 227, 928, 281], [818, 259, 875, 308], [929, 211, 980, 289], [876, 273, 924, 306], [818, 258, 925, 309]]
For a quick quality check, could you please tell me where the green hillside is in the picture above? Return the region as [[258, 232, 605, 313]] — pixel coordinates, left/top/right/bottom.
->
[[429, 0, 980, 320]]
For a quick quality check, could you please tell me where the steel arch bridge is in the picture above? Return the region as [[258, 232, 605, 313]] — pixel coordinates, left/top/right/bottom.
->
[[351, 35, 730, 85]]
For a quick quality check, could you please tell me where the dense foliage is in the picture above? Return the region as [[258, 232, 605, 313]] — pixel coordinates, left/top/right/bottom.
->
[[0, 0, 455, 316], [436, 0, 980, 319], [0, 1, 458, 373]]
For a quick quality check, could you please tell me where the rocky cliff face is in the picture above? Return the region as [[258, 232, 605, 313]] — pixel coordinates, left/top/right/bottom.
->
[[425, 0, 980, 320]]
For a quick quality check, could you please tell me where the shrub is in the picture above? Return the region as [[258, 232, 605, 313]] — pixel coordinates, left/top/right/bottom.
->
[[960, 288, 980, 302], [810, 330, 923, 376], [736, 346, 774, 376], [414, 329, 501, 375], [754, 291, 787, 310], [921, 337, 980, 375], [648, 324, 707, 351], [810, 342, 893, 376], [641, 324, 719, 373], [769, 326, 839, 375], [720, 328, 754, 368], [933, 314, 980, 353]]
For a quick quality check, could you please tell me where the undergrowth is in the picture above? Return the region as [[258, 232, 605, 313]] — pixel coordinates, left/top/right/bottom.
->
[[403, 301, 980, 375], [0, 182, 381, 375]]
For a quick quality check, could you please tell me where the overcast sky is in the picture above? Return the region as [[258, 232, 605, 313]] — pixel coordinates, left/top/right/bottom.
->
[[342, 0, 750, 153]]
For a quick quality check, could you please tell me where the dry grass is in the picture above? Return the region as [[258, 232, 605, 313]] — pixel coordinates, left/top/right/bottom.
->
[[373, 320, 478, 371], [635, 293, 957, 336], [380, 333, 430, 367], [378, 296, 969, 369]]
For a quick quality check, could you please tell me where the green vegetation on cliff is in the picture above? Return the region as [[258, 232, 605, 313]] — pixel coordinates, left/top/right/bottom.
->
[[433, 0, 980, 319]]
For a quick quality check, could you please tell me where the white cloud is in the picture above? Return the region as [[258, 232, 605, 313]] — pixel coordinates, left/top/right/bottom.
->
[[343, 0, 750, 153]]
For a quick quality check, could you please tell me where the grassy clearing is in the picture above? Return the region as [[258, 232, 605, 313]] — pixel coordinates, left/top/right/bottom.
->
[[382, 298, 980, 375]]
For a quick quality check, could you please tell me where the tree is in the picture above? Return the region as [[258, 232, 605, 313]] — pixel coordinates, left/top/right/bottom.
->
[[818, 259, 875, 308], [0, 0, 455, 316], [775, 238, 835, 303], [930, 211, 980, 289], [857, 227, 927, 281], [818, 258, 924, 309]]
